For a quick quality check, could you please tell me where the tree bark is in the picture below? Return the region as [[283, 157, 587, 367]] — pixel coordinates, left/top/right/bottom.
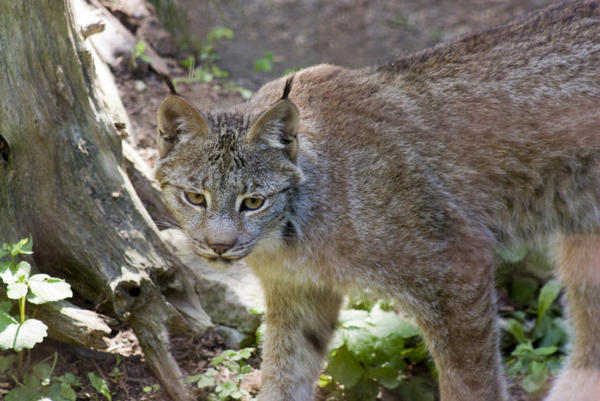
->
[[0, 1, 211, 400]]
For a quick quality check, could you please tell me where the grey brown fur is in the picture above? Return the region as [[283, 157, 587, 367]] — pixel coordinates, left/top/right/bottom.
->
[[155, 2, 600, 400]]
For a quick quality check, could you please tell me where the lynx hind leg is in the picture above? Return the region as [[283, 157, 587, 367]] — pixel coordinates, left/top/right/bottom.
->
[[546, 235, 600, 401], [257, 279, 343, 401]]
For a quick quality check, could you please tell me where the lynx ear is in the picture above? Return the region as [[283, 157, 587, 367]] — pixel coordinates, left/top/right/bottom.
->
[[248, 79, 300, 160], [157, 95, 209, 158]]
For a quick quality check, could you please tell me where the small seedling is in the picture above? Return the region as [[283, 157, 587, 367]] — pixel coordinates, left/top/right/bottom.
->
[[143, 383, 161, 393], [130, 40, 152, 70]]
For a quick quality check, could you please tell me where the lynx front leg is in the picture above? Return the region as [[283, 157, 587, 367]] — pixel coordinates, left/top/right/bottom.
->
[[546, 235, 600, 401], [415, 254, 509, 401], [257, 279, 343, 401]]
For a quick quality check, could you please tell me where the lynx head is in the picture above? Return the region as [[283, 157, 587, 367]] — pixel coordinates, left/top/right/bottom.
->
[[155, 78, 303, 269]]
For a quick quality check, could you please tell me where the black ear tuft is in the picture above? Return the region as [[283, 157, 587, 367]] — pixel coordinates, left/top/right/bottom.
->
[[281, 74, 295, 100]]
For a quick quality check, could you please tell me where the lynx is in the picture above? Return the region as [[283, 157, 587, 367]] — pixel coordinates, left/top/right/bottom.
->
[[155, 2, 600, 400]]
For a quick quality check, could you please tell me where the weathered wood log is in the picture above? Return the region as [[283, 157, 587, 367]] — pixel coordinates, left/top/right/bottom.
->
[[73, 0, 169, 75], [0, 1, 211, 400], [33, 300, 116, 350], [123, 140, 176, 229]]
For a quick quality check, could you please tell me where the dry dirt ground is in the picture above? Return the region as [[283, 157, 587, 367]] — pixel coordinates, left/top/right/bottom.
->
[[2, 1, 558, 400]]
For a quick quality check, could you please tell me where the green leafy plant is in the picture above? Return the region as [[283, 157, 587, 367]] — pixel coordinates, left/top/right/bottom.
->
[[0, 237, 72, 370], [253, 51, 273, 72], [175, 27, 235, 88], [3, 353, 81, 401], [186, 347, 256, 400], [143, 383, 161, 393], [503, 279, 566, 394], [496, 244, 567, 395], [130, 40, 152, 70], [322, 299, 437, 401], [89, 371, 112, 401]]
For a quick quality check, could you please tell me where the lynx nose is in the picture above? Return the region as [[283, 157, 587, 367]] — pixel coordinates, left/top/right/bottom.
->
[[209, 242, 234, 255]]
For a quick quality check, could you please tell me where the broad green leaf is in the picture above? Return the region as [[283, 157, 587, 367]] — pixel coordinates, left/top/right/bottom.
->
[[529, 360, 548, 379], [27, 274, 72, 304], [216, 380, 236, 397], [366, 365, 402, 389], [505, 318, 527, 344], [33, 362, 52, 386], [222, 360, 240, 372], [186, 367, 217, 385], [326, 345, 364, 387], [533, 346, 558, 356], [0, 301, 13, 313], [537, 280, 561, 326], [0, 354, 16, 372], [191, 374, 215, 388], [5, 381, 41, 401], [238, 364, 251, 374], [0, 318, 47, 351], [346, 376, 379, 401], [511, 342, 534, 357], [230, 347, 254, 361], [7, 282, 28, 299], [61, 382, 78, 401], [377, 332, 405, 361], [0, 261, 15, 284], [533, 313, 553, 340], [344, 327, 377, 364], [521, 373, 544, 394], [0, 309, 19, 329], [538, 317, 568, 348], [339, 309, 369, 327], [88, 372, 112, 401], [58, 372, 81, 387], [368, 304, 421, 338], [212, 349, 235, 366]]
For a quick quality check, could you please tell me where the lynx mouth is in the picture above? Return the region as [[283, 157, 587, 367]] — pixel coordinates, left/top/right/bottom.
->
[[201, 255, 240, 270]]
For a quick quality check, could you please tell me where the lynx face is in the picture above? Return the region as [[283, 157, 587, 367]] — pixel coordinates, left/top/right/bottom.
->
[[155, 81, 302, 269]]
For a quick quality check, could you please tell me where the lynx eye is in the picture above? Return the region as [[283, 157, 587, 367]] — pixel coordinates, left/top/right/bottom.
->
[[241, 196, 264, 211], [184, 191, 206, 206]]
